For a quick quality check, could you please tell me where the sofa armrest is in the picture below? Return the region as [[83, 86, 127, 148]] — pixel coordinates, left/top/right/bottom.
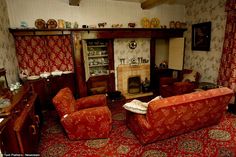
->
[[75, 94, 107, 110], [126, 111, 151, 131], [61, 106, 112, 139]]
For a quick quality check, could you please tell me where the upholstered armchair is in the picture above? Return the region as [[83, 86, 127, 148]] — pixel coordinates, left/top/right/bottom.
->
[[160, 69, 200, 97], [52, 87, 112, 140]]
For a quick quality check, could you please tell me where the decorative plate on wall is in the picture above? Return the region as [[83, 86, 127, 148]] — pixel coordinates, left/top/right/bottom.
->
[[47, 19, 57, 29], [129, 40, 137, 49], [141, 17, 150, 28], [35, 19, 46, 29]]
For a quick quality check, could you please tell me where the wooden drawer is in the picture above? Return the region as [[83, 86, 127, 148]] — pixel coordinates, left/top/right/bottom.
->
[[1, 92, 40, 154]]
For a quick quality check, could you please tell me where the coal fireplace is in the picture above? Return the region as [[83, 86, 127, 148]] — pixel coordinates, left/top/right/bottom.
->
[[128, 76, 141, 94]]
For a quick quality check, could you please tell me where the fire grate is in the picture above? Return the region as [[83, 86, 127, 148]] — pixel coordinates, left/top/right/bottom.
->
[[128, 76, 141, 94]]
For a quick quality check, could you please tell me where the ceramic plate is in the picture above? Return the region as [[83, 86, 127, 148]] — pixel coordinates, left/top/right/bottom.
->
[[35, 19, 46, 29], [62, 71, 73, 74], [51, 71, 62, 76], [47, 19, 57, 29], [27, 75, 40, 80], [40, 72, 51, 78]]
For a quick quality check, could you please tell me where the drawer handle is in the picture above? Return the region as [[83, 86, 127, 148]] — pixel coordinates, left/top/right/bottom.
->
[[29, 125, 37, 135]]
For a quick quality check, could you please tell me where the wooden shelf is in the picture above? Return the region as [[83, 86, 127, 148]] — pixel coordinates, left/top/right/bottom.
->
[[9, 28, 187, 38]]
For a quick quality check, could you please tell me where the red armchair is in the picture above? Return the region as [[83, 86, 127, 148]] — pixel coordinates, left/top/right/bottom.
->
[[160, 69, 200, 97], [52, 87, 112, 140]]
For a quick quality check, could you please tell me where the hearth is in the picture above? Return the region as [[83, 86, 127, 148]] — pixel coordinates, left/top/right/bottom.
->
[[128, 76, 141, 94]]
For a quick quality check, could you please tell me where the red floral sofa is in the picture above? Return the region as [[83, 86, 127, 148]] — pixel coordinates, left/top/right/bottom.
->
[[126, 87, 233, 145], [52, 87, 112, 140]]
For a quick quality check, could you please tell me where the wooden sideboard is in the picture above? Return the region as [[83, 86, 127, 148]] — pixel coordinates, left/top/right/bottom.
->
[[26, 73, 76, 110], [0, 84, 41, 154]]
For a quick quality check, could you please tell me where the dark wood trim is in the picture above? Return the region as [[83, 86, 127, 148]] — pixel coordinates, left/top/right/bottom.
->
[[141, 0, 165, 9], [107, 39, 115, 92], [9, 28, 186, 38], [150, 38, 156, 92], [69, 0, 81, 6]]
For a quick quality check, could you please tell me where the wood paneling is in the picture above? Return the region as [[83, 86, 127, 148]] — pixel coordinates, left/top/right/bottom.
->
[[141, 0, 166, 9]]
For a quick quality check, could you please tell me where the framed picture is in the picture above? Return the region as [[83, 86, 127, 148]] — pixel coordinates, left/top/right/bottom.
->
[[192, 22, 211, 51]]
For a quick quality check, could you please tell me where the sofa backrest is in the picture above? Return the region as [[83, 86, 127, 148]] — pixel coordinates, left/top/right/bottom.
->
[[147, 87, 233, 130]]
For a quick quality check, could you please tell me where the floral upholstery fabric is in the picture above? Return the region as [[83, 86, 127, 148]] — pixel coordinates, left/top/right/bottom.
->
[[160, 69, 200, 97], [75, 94, 107, 110], [61, 106, 112, 140], [52, 88, 112, 140], [52, 87, 76, 118], [161, 81, 195, 97], [126, 87, 233, 145]]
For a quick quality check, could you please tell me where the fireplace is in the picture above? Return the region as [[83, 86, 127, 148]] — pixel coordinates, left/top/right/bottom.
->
[[117, 64, 149, 94], [128, 76, 141, 94]]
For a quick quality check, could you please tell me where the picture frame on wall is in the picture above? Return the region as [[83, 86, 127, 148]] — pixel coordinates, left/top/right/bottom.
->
[[192, 22, 211, 51]]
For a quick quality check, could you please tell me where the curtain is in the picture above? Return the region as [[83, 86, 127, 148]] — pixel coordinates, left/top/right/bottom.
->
[[15, 35, 74, 76], [46, 36, 74, 72], [15, 36, 49, 75], [217, 0, 236, 93]]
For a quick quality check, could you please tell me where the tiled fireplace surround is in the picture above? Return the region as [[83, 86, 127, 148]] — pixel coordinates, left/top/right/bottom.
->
[[117, 64, 150, 96], [114, 38, 151, 98]]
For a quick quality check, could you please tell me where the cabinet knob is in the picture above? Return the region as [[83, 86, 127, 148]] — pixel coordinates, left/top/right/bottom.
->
[[29, 125, 37, 135]]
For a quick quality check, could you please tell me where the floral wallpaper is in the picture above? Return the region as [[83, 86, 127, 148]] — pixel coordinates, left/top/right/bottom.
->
[[114, 38, 150, 67], [0, 0, 18, 84], [114, 38, 150, 89], [184, 0, 227, 83]]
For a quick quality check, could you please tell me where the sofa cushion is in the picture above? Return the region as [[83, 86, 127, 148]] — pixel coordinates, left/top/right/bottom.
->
[[182, 70, 198, 82], [123, 100, 148, 114], [52, 87, 76, 118], [123, 96, 163, 114]]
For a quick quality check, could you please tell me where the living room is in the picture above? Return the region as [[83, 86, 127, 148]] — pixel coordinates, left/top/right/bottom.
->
[[0, 0, 236, 156]]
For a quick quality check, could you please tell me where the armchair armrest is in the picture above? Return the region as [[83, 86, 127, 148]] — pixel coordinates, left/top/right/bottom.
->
[[160, 77, 178, 86], [75, 94, 107, 110], [173, 82, 196, 94], [61, 106, 112, 140]]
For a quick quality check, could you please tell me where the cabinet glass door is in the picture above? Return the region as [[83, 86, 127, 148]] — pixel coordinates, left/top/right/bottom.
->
[[83, 39, 109, 81]]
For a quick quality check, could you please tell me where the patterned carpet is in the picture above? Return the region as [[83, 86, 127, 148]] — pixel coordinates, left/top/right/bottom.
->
[[38, 104, 236, 157]]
